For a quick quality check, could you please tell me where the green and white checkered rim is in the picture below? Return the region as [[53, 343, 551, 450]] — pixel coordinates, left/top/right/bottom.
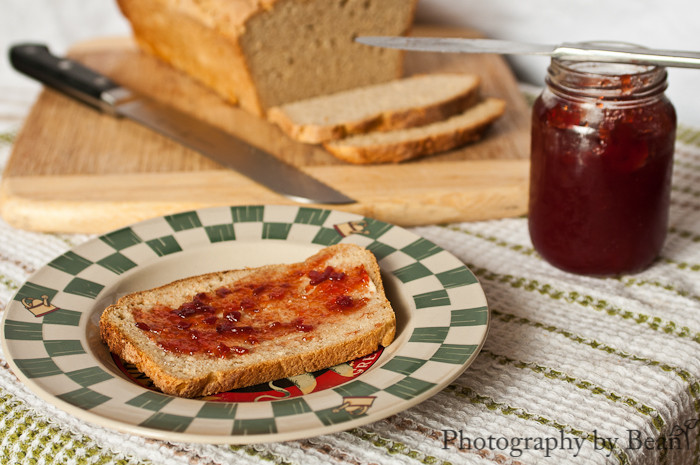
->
[[1, 205, 489, 444]]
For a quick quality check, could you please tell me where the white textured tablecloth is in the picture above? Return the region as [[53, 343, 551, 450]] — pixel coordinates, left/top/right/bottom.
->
[[2, 3, 700, 465], [1, 80, 700, 464]]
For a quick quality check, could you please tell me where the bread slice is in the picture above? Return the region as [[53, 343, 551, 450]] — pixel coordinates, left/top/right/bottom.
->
[[99, 244, 395, 398], [323, 97, 506, 164], [267, 73, 481, 144]]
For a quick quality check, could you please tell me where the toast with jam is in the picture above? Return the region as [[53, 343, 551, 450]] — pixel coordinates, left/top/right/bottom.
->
[[99, 244, 396, 398]]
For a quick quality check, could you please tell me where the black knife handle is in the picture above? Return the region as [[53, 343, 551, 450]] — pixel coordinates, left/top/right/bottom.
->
[[9, 43, 122, 113]]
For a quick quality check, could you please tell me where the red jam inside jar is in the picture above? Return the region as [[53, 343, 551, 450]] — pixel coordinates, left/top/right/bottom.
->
[[528, 57, 676, 275]]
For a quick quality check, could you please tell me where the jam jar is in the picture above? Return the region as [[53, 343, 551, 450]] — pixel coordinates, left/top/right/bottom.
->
[[528, 55, 676, 276]]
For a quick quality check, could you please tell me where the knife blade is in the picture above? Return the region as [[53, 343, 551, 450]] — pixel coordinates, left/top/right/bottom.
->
[[9, 43, 356, 205], [355, 37, 700, 69]]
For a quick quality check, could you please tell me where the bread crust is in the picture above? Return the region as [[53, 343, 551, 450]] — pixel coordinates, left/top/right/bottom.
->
[[324, 98, 506, 164], [99, 244, 395, 398]]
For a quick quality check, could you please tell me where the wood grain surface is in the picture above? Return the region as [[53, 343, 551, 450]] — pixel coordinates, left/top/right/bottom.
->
[[0, 25, 531, 233]]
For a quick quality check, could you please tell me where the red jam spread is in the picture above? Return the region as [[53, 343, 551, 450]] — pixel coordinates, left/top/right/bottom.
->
[[528, 59, 676, 275], [132, 257, 371, 358]]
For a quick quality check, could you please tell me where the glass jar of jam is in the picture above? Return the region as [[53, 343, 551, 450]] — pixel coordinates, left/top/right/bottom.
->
[[528, 54, 676, 276]]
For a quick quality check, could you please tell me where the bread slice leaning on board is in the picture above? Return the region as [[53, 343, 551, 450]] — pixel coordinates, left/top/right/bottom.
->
[[267, 73, 506, 164], [324, 97, 506, 164], [267, 73, 481, 144], [99, 244, 395, 398]]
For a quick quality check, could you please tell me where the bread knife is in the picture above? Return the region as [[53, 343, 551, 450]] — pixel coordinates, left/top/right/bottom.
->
[[9, 43, 356, 205], [356, 37, 700, 69]]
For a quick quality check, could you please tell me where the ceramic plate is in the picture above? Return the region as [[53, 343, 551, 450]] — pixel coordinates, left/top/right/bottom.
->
[[2, 205, 489, 444]]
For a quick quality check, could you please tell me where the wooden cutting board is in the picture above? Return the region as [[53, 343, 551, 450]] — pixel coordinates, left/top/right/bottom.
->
[[0, 25, 531, 234]]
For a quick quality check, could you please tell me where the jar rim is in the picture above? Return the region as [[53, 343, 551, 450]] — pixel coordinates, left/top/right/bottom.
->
[[547, 50, 668, 100], [553, 59, 660, 76]]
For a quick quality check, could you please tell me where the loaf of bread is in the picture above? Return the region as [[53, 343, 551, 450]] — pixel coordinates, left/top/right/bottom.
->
[[99, 244, 395, 398], [116, 0, 419, 116], [324, 97, 506, 164], [267, 73, 481, 144]]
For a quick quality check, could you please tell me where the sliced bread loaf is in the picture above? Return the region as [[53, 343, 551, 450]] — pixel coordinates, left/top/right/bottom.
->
[[267, 73, 481, 143], [117, 0, 418, 116], [99, 244, 395, 398], [323, 97, 506, 164]]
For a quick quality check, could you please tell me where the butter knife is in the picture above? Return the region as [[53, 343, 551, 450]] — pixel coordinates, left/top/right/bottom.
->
[[9, 43, 356, 205], [356, 37, 700, 69]]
